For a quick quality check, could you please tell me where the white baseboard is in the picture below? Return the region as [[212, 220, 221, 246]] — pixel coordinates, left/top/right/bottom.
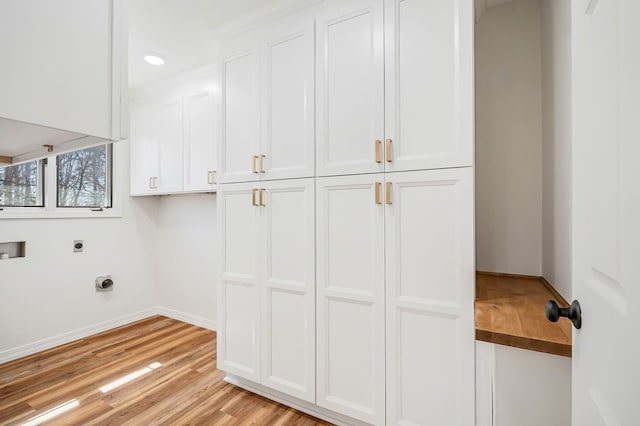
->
[[155, 306, 217, 331], [225, 375, 370, 426], [0, 306, 217, 364], [0, 307, 158, 364]]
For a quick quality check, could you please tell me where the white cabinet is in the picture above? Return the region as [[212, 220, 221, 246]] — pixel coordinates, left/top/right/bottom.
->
[[316, 168, 475, 425], [184, 85, 217, 191], [316, 174, 386, 424], [315, 0, 474, 177], [0, 0, 126, 161], [130, 80, 217, 196], [130, 98, 183, 195], [218, 12, 315, 183], [384, 0, 474, 172], [315, 0, 385, 177], [218, 178, 316, 402], [385, 168, 475, 426]]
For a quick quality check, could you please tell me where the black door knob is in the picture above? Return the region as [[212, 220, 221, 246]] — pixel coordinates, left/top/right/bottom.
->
[[545, 300, 582, 329]]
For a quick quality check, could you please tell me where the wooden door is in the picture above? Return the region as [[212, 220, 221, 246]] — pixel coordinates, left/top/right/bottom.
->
[[218, 33, 261, 184], [260, 178, 315, 402], [315, 0, 384, 177], [183, 83, 216, 192], [316, 173, 385, 424], [156, 97, 183, 193], [571, 1, 640, 424], [260, 13, 315, 181], [217, 182, 262, 382], [385, 168, 475, 426], [384, 0, 473, 172]]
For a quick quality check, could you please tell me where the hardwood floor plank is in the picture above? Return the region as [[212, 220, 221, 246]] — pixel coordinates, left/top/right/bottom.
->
[[0, 316, 331, 425]]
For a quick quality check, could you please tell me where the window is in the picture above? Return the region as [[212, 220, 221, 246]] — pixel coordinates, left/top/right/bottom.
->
[[57, 145, 112, 208], [0, 160, 45, 207], [0, 143, 118, 217]]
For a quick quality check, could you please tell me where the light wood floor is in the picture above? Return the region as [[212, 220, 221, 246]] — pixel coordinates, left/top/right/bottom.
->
[[0, 316, 332, 425]]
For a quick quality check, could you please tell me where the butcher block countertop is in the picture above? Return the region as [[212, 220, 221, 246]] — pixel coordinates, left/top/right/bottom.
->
[[475, 272, 572, 357]]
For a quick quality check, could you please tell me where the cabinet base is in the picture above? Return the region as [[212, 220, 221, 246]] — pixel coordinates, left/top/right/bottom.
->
[[223, 374, 371, 426]]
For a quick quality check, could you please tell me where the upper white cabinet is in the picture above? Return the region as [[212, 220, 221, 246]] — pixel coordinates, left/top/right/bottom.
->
[[217, 178, 316, 402], [315, 0, 385, 177], [184, 85, 217, 192], [384, 0, 474, 172], [130, 78, 216, 196], [218, 12, 315, 183], [0, 0, 126, 162], [315, 0, 474, 177]]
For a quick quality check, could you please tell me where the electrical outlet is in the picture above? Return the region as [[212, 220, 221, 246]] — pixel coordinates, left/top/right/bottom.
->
[[74, 240, 84, 253]]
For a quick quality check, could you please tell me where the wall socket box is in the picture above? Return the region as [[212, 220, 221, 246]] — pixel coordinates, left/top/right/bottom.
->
[[74, 240, 84, 253]]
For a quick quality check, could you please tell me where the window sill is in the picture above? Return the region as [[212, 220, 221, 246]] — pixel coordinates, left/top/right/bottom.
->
[[0, 208, 122, 220]]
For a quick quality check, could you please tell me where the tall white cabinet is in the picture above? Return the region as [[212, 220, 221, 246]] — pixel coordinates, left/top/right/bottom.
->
[[216, 0, 475, 424]]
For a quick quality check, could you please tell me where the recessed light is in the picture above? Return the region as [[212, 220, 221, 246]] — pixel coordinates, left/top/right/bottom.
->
[[143, 53, 165, 66]]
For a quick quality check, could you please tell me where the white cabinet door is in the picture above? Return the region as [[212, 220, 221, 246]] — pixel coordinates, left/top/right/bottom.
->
[[260, 15, 315, 181], [384, 0, 474, 171], [217, 182, 262, 382], [156, 97, 183, 193], [260, 178, 315, 402], [129, 102, 158, 195], [218, 34, 261, 184], [316, 0, 384, 177], [184, 85, 216, 191], [316, 174, 386, 424], [385, 168, 475, 426]]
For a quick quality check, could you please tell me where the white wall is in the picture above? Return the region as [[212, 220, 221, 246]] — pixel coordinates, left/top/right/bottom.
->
[[475, 0, 543, 276], [0, 140, 160, 361], [541, 0, 572, 300], [156, 194, 217, 329]]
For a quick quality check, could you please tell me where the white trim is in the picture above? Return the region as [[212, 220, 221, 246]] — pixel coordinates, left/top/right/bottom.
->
[[129, 64, 217, 101], [155, 306, 217, 331], [224, 375, 371, 426], [0, 306, 217, 364], [210, 0, 322, 41], [0, 308, 157, 364]]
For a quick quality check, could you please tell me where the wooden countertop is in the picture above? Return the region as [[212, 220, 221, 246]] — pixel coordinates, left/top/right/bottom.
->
[[475, 272, 572, 357]]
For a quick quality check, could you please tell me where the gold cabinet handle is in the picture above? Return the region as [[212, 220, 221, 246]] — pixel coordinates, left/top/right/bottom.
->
[[386, 182, 392, 205], [252, 155, 259, 174], [259, 188, 266, 206], [385, 139, 393, 163], [252, 188, 258, 206], [259, 154, 266, 173], [207, 171, 215, 185], [375, 182, 382, 204], [375, 140, 382, 163]]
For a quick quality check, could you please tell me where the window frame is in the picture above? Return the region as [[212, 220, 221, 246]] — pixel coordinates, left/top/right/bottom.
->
[[0, 159, 46, 208], [0, 142, 123, 219]]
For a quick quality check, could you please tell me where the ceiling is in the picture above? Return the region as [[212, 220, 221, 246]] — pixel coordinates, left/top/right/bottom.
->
[[126, 0, 273, 88]]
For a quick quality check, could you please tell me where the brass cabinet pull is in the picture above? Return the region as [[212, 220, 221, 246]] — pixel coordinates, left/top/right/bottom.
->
[[259, 154, 266, 173], [375, 182, 382, 204], [252, 188, 258, 206], [207, 171, 215, 185], [385, 139, 393, 162], [259, 188, 266, 206], [386, 182, 392, 205], [375, 140, 382, 163], [251, 155, 259, 174]]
